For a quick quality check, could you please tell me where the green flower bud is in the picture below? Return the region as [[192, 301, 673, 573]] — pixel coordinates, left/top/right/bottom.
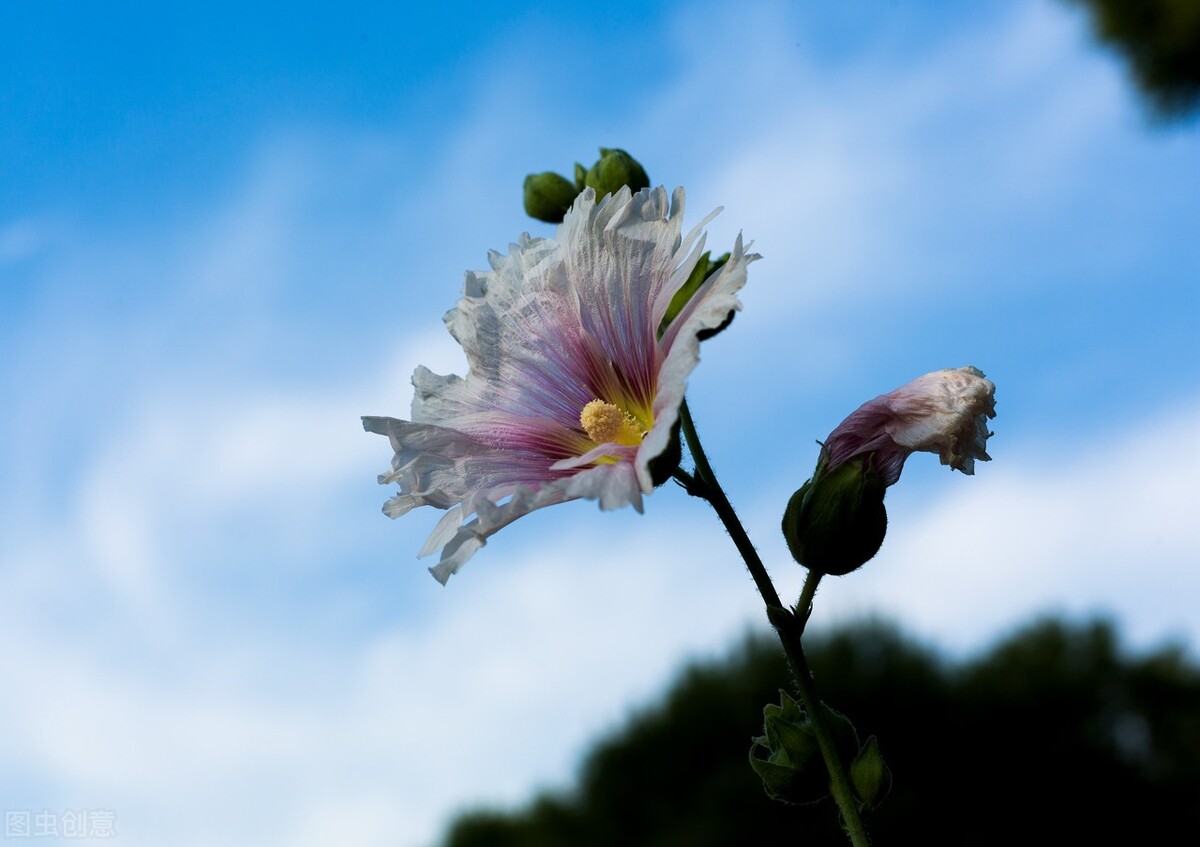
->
[[523, 171, 578, 223], [748, 692, 862, 806], [573, 162, 587, 192], [584, 147, 650, 199], [749, 691, 828, 805], [781, 454, 888, 576], [850, 735, 892, 812]]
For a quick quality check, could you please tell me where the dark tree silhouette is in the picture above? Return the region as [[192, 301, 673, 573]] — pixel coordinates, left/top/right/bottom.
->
[[1065, 0, 1200, 118], [442, 618, 1200, 846]]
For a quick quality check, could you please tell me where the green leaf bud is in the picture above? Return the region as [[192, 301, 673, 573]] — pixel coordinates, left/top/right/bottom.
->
[[584, 147, 650, 199], [523, 171, 578, 223]]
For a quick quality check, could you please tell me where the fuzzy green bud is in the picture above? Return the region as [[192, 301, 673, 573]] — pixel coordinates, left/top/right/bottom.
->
[[584, 147, 650, 198], [782, 455, 888, 576], [749, 691, 828, 805], [523, 171, 578, 223]]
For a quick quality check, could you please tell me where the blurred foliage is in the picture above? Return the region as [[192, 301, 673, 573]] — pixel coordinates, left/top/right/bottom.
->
[[1066, 0, 1200, 118], [442, 618, 1200, 846]]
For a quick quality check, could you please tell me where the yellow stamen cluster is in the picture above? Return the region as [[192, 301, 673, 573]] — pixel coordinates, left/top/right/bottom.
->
[[580, 399, 646, 446]]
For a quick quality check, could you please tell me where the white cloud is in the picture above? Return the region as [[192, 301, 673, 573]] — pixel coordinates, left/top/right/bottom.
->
[[692, 0, 1123, 315], [1, 509, 766, 847], [29, 323, 461, 631], [6, 398, 1195, 846]]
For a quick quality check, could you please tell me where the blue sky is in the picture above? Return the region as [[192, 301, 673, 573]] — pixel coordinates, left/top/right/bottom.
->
[[2, 1, 1198, 845]]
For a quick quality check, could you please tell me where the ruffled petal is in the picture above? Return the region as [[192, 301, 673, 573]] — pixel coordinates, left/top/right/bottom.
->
[[423, 460, 645, 584], [642, 232, 755, 489], [365, 186, 748, 581]]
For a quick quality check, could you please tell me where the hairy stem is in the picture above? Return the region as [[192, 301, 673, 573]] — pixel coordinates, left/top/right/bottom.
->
[[676, 399, 870, 846], [796, 569, 823, 636]]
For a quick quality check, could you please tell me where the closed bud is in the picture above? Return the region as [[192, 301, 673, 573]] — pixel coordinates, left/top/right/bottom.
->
[[584, 147, 650, 198], [749, 691, 829, 805], [523, 171, 578, 223], [850, 735, 892, 811], [782, 454, 888, 576], [748, 692, 862, 806]]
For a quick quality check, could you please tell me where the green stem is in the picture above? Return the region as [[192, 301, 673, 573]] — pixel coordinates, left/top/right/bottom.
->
[[796, 569, 823, 637], [677, 399, 870, 847]]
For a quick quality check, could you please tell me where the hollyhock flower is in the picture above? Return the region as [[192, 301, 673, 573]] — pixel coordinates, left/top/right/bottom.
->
[[822, 366, 997, 486], [364, 186, 753, 583]]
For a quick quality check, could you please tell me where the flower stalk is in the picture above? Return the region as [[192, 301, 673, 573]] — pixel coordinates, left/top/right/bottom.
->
[[676, 400, 871, 846]]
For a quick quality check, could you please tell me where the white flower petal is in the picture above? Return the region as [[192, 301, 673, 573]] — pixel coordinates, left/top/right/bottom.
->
[[366, 186, 749, 580]]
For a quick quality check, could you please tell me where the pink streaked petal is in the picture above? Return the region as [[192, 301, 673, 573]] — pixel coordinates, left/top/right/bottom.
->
[[884, 367, 996, 463], [363, 416, 572, 506], [425, 482, 573, 584], [550, 442, 637, 471], [366, 186, 750, 581], [822, 400, 903, 482], [560, 461, 645, 512], [823, 366, 996, 485], [560, 188, 685, 407]]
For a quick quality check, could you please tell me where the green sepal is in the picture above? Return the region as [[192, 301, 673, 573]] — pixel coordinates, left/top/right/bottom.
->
[[781, 455, 888, 576], [647, 419, 682, 488], [850, 735, 892, 812], [658, 251, 730, 338], [821, 703, 862, 767], [749, 734, 831, 806]]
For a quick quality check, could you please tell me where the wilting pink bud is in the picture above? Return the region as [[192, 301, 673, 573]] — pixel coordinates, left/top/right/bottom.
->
[[782, 367, 996, 576], [822, 366, 997, 487]]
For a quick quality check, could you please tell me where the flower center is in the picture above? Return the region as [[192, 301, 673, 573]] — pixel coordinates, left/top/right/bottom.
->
[[580, 399, 647, 447]]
